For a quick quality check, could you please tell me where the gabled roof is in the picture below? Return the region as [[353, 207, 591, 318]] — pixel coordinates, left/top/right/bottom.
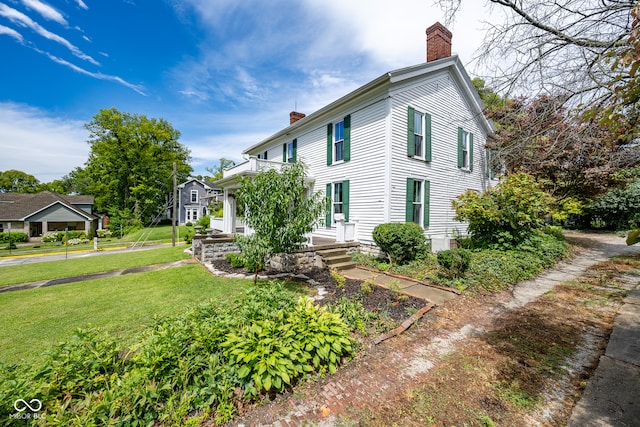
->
[[177, 177, 221, 191], [0, 191, 97, 221], [243, 55, 495, 155]]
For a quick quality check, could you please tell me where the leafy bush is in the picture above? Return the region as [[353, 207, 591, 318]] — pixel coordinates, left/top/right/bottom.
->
[[97, 229, 112, 238], [223, 298, 352, 396], [372, 222, 427, 265], [437, 248, 472, 278], [453, 172, 554, 249], [226, 252, 245, 268], [627, 229, 640, 245], [41, 231, 59, 242], [0, 232, 28, 243], [583, 179, 640, 230]]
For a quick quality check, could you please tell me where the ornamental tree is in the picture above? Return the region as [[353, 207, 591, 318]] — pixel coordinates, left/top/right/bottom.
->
[[235, 162, 325, 283]]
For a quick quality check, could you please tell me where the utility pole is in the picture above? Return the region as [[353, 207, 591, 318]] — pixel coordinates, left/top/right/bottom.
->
[[172, 162, 177, 246]]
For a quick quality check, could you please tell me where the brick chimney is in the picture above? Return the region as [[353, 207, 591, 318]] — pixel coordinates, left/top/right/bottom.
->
[[426, 22, 452, 62], [290, 111, 306, 125]]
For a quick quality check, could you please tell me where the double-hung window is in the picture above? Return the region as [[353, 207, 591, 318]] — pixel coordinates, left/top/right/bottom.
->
[[457, 128, 473, 171], [334, 121, 344, 162], [406, 178, 430, 227], [325, 180, 350, 225], [407, 107, 432, 161], [191, 190, 198, 203], [326, 115, 351, 165], [283, 139, 297, 163]]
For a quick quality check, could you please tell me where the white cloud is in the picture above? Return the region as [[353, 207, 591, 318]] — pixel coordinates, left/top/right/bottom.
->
[[0, 23, 23, 42], [0, 3, 99, 65], [22, 0, 67, 26], [74, 0, 88, 11], [0, 103, 89, 181]]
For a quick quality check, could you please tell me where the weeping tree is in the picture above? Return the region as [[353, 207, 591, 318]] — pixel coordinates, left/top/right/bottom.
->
[[235, 162, 325, 283]]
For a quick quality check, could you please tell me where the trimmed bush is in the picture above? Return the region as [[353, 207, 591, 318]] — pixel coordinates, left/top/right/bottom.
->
[[372, 222, 426, 265], [0, 232, 28, 244]]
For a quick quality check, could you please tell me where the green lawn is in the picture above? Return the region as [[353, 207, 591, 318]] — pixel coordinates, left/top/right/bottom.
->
[[122, 225, 195, 243], [0, 264, 252, 364], [0, 245, 189, 287]]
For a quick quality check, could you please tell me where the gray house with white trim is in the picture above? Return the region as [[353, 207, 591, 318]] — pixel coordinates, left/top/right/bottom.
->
[[0, 191, 99, 237]]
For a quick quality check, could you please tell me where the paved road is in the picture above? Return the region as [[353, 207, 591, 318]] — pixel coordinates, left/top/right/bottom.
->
[[0, 244, 180, 267]]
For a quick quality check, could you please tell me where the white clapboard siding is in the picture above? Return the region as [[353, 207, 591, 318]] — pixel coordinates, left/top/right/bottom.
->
[[237, 56, 495, 244]]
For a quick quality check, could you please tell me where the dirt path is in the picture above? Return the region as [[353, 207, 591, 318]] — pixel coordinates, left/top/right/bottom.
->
[[222, 233, 640, 427]]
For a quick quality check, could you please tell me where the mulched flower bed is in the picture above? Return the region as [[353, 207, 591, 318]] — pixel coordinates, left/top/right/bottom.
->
[[210, 260, 426, 324]]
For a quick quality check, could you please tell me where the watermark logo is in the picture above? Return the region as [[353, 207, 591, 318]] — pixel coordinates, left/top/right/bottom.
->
[[9, 399, 43, 420]]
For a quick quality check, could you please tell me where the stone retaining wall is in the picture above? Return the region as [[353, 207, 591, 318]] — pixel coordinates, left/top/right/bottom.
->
[[193, 234, 360, 271]]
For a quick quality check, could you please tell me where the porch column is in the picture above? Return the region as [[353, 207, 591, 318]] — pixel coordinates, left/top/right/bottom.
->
[[222, 189, 237, 234]]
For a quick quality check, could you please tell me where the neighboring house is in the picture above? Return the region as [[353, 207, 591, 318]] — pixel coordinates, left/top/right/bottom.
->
[[176, 178, 221, 225], [0, 191, 99, 237], [216, 23, 497, 248]]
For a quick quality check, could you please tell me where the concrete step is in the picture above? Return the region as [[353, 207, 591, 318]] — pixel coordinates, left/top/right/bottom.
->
[[323, 254, 353, 265], [316, 248, 349, 257], [329, 261, 357, 271]]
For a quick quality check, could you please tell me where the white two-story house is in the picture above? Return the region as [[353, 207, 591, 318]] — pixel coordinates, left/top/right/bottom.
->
[[216, 23, 496, 249]]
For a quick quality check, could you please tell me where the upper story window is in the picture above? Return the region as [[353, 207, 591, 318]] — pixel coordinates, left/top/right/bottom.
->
[[334, 121, 344, 162], [283, 139, 297, 163], [190, 190, 198, 203], [326, 115, 351, 165], [457, 127, 474, 171], [407, 107, 432, 161], [257, 150, 268, 160]]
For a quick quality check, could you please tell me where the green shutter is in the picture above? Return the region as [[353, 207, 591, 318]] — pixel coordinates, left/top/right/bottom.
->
[[457, 127, 464, 168], [343, 115, 351, 162], [282, 143, 286, 162], [423, 180, 430, 227], [469, 133, 474, 172], [407, 107, 415, 157], [343, 180, 350, 222], [292, 139, 297, 163], [325, 183, 332, 227], [326, 124, 333, 165], [405, 178, 414, 222], [425, 112, 432, 162]]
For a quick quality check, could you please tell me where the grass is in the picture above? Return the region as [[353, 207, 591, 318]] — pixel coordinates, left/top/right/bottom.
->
[[121, 225, 195, 243], [0, 264, 252, 364], [0, 225, 194, 258], [0, 245, 189, 287]]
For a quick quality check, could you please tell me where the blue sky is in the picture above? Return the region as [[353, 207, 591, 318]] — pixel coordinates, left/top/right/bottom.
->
[[0, 0, 497, 182]]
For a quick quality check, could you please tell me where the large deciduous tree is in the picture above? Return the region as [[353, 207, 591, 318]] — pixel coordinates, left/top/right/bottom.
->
[[439, 0, 639, 142], [0, 170, 39, 193], [83, 108, 191, 225]]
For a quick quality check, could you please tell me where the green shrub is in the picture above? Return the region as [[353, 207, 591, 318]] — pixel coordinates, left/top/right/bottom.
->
[[372, 222, 427, 265], [628, 229, 640, 245], [584, 179, 640, 230], [226, 252, 245, 268], [0, 232, 28, 243], [41, 231, 59, 242], [453, 172, 554, 249], [437, 248, 472, 278]]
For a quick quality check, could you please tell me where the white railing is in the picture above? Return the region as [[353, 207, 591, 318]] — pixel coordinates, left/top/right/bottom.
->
[[222, 157, 287, 178]]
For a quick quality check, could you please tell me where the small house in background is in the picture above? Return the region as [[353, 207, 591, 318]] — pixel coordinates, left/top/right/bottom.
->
[[0, 191, 99, 237], [175, 178, 221, 225], [215, 22, 497, 250]]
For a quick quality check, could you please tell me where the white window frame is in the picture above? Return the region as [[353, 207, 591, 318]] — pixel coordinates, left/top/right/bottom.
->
[[257, 150, 268, 160], [412, 180, 423, 225], [413, 111, 424, 159], [285, 141, 295, 163], [191, 190, 198, 203], [334, 120, 344, 163], [333, 182, 343, 221], [461, 130, 471, 169]]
